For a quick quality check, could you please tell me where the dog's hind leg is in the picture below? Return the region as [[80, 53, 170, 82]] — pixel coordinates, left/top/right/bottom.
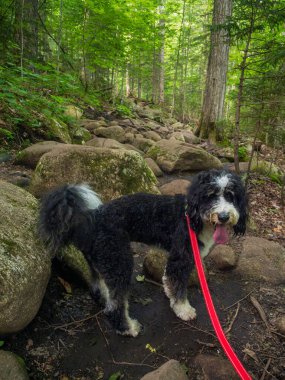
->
[[92, 234, 142, 337], [162, 224, 197, 321]]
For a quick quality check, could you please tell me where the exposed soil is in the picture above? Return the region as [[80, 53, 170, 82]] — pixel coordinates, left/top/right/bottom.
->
[[1, 149, 285, 380]]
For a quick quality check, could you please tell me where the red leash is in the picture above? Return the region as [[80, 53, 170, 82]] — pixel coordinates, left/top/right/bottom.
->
[[185, 213, 252, 380]]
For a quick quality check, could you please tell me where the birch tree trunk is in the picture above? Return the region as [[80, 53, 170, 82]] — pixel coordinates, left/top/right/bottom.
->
[[198, 0, 232, 142]]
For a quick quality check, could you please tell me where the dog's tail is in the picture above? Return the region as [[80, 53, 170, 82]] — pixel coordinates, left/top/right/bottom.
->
[[39, 184, 102, 254]]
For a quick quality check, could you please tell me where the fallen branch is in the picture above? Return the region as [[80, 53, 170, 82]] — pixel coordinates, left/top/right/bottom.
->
[[53, 311, 102, 330], [224, 291, 254, 311], [250, 296, 270, 329], [225, 303, 240, 335], [260, 358, 272, 380], [195, 339, 216, 348]]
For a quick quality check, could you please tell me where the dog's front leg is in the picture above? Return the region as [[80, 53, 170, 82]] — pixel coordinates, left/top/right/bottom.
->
[[162, 224, 197, 321]]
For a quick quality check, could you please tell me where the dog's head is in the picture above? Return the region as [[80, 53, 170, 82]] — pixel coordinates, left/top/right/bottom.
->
[[186, 169, 247, 242]]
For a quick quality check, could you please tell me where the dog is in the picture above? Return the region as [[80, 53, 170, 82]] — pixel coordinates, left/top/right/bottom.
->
[[39, 169, 247, 337]]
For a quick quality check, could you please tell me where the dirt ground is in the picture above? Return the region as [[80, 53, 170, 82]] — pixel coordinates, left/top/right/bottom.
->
[[1, 156, 285, 380], [4, 247, 285, 380]]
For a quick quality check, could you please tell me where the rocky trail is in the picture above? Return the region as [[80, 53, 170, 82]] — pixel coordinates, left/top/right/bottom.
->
[[0, 101, 285, 379]]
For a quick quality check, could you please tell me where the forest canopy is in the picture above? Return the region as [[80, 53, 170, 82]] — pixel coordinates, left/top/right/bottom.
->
[[0, 0, 285, 151]]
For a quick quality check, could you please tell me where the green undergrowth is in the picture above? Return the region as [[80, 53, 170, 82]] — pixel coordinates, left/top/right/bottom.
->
[[0, 62, 101, 147]]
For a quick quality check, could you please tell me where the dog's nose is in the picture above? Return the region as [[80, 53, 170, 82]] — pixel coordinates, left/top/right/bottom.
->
[[218, 212, 230, 223]]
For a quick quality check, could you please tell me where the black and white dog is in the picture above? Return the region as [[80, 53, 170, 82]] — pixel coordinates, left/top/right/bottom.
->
[[39, 169, 247, 337]]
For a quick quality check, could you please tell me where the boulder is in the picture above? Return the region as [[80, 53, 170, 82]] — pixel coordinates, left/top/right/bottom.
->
[[147, 139, 222, 173], [159, 179, 191, 195], [195, 354, 240, 380], [0, 181, 51, 334], [133, 136, 155, 152], [80, 119, 107, 131], [86, 137, 142, 154], [143, 130, 161, 142], [59, 245, 93, 286], [140, 359, 188, 380], [94, 125, 125, 142], [15, 141, 63, 168], [215, 147, 235, 162], [29, 145, 158, 201], [0, 351, 29, 380], [209, 245, 236, 270], [181, 131, 200, 144], [235, 236, 285, 284], [168, 132, 185, 142], [145, 158, 163, 177], [71, 126, 91, 144], [46, 118, 72, 143], [143, 248, 205, 287], [135, 105, 162, 121], [64, 105, 83, 119]]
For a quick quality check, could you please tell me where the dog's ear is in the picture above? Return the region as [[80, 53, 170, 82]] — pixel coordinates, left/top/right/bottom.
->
[[233, 192, 248, 235], [187, 185, 203, 234]]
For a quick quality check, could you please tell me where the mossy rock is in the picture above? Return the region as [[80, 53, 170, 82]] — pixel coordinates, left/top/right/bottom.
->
[[30, 145, 159, 201], [0, 351, 29, 380], [0, 181, 51, 334], [71, 126, 92, 144], [45, 118, 72, 143]]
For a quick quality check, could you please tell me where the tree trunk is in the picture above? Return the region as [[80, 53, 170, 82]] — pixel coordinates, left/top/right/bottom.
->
[[198, 0, 232, 142], [233, 6, 255, 173]]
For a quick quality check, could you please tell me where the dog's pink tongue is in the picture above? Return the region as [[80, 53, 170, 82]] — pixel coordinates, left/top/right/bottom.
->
[[213, 225, 229, 244]]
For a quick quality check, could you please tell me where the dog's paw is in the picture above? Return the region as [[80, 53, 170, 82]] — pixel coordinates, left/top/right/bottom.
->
[[172, 299, 197, 321], [117, 318, 142, 338]]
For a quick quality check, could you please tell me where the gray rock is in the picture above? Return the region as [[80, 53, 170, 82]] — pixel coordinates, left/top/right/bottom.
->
[[143, 130, 162, 142], [159, 179, 191, 195], [15, 141, 63, 168], [140, 359, 188, 380], [181, 131, 200, 144], [94, 125, 125, 142], [147, 139, 222, 173], [235, 236, 285, 284], [0, 350, 29, 380], [168, 132, 185, 142], [86, 137, 142, 154], [143, 248, 205, 287], [209, 245, 236, 270], [145, 158, 163, 177], [133, 136, 155, 152], [0, 181, 51, 334], [195, 354, 240, 380]]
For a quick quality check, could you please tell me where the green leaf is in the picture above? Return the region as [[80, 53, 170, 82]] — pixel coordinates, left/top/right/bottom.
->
[[0, 341, 4, 347], [108, 372, 121, 380], [136, 274, 145, 282]]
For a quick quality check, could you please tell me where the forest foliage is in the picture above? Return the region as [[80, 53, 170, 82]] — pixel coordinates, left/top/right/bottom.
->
[[0, 0, 284, 150]]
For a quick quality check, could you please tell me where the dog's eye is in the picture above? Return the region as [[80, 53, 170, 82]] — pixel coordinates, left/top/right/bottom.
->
[[224, 191, 234, 202]]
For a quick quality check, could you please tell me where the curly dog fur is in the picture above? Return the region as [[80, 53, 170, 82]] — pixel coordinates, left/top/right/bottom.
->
[[39, 169, 247, 337]]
